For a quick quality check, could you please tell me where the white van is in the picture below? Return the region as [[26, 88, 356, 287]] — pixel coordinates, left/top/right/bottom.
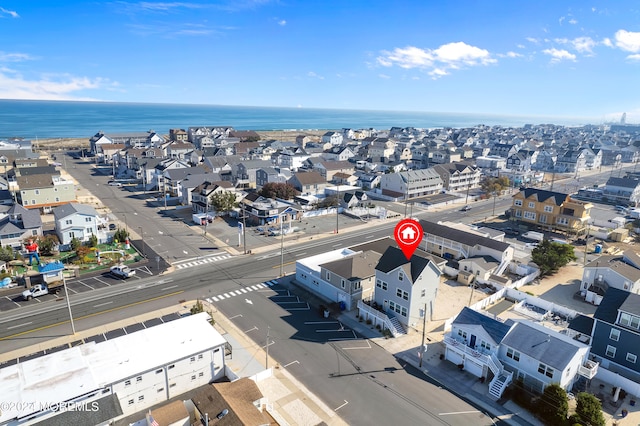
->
[[522, 231, 544, 242]]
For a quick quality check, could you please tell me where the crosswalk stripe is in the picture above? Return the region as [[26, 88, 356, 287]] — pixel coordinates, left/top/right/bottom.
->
[[246, 287, 253, 291], [268, 280, 278, 285], [256, 283, 265, 288], [206, 298, 212, 303], [222, 293, 230, 298], [212, 296, 219, 302], [240, 288, 248, 293], [228, 291, 237, 296], [250, 285, 260, 290]]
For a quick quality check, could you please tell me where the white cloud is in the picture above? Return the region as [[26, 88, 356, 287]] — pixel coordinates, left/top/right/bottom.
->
[[569, 19, 577, 25], [626, 53, 640, 61], [526, 37, 540, 44], [278, 19, 286, 26], [602, 38, 613, 47], [307, 71, 324, 80], [376, 42, 495, 78], [0, 7, 18, 18], [428, 68, 448, 79], [0, 71, 115, 101], [501, 51, 523, 58], [0, 52, 33, 62], [559, 16, 565, 25], [517, 44, 525, 49], [378, 74, 391, 79], [615, 30, 640, 53], [555, 36, 597, 53], [543, 48, 576, 62]]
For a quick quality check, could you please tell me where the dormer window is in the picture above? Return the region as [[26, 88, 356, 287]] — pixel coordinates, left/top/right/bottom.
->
[[618, 312, 640, 330]]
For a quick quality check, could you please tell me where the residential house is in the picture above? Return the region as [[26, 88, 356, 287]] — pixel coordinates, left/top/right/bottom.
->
[[288, 171, 329, 195], [510, 188, 592, 234], [309, 250, 383, 311], [379, 169, 443, 200], [506, 152, 533, 172], [238, 193, 303, 226], [430, 150, 462, 164], [163, 166, 209, 198], [16, 173, 76, 212], [555, 149, 588, 173], [418, 219, 514, 278], [489, 143, 517, 158], [602, 177, 640, 206], [476, 155, 507, 170], [166, 141, 196, 160], [581, 251, 640, 305], [445, 308, 596, 398], [354, 171, 381, 190], [53, 203, 101, 245], [169, 128, 188, 141], [277, 147, 310, 172], [151, 159, 191, 193], [321, 131, 343, 146], [255, 167, 291, 188], [178, 173, 221, 206], [532, 149, 556, 171], [332, 172, 358, 186], [0, 204, 43, 248], [313, 160, 354, 181], [191, 181, 234, 215], [372, 246, 442, 332], [322, 146, 355, 162], [236, 159, 274, 189], [586, 288, 640, 383], [431, 163, 481, 192], [366, 138, 396, 163]]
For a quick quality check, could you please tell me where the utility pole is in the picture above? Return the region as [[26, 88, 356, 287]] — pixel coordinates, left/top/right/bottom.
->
[[583, 222, 591, 266], [419, 303, 427, 368], [242, 210, 247, 254], [336, 186, 340, 234], [279, 216, 284, 277], [62, 274, 76, 335], [266, 326, 270, 369]]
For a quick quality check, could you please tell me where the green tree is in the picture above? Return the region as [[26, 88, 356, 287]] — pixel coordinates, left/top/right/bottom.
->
[[259, 182, 297, 200], [531, 240, 577, 277], [114, 228, 129, 243], [537, 384, 568, 425], [209, 191, 237, 215], [481, 176, 511, 194], [573, 392, 605, 426], [88, 233, 98, 248], [70, 237, 81, 251], [0, 246, 14, 262], [38, 234, 59, 256]]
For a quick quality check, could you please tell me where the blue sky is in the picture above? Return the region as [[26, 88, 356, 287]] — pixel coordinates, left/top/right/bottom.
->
[[1, 1, 640, 122]]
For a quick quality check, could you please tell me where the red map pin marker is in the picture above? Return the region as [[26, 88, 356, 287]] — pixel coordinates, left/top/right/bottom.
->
[[394, 219, 424, 260]]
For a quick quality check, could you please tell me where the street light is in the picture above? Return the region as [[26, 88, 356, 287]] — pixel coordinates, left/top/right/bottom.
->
[[139, 226, 146, 258], [280, 215, 285, 277], [62, 273, 76, 335]]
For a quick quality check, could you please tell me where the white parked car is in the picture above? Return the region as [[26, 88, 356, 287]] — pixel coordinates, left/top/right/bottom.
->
[[110, 265, 135, 279]]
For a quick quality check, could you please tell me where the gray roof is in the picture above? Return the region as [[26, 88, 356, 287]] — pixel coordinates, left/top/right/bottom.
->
[[453, 307, 512, 344], [52, 203, 99, 220], [585, 255, 640, 282], [594, 287, 640, 324], [606, 177, 640, 188], [419, 220, 510, 252], [501, 322, 584, 370], [375, 246, 437, 282], [320, 250, 382, 280], [164, 166, 209, 181], [33, 394, 122, 426]]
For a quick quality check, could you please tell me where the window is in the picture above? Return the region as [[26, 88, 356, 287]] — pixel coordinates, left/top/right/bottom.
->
[[627, 353, 637, 363], [157, 387, 164, 393], [138, 395, 144, 401], [128, 399, 134, 405], [398, 272, 404, 281], [55, 197, 60, 202], [31, 200, 35, 205], [556, 217, 569, 225], [421, 289, 426, 297], [514, 200, 523, 207], [480, 341, 491, 351], [544, 205, 553, 213], [170, 383, 176, 388], [326, 271, 330, 280], [136, 376, 142, 382], [400, 306, 407, 317], [396, 288, 403, 298], [381, 281, 388, 291], [85, 217, 92, 222], [191, 375, 196, 380], [610, 329, 620, 341], [156, 369, 163, 374], [506, 348, 520, 362], [523, 211, 536, 220], [69, 231, 75, 238], [538, 363, 554, 378], [168, 364, 175, 369], [190, 356, 196, 362], [341, 279, 346, 289], [353, 281, 361, 290], [376, 279, 382, 288], [528, 201, 535, 208], [457, 329, 467, 340], [199, 372, 204, 377], [124, 380, 131, 386], [35, 190, 40, 195], [539, 215, 547, 224], [198, 354, 203, 359], [515, 210, 522, 217], [606, 345, 617, 358], [619, 313, 640, 330]]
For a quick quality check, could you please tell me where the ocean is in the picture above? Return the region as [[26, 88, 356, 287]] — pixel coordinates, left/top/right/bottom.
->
[[0, 99, 597, 139]]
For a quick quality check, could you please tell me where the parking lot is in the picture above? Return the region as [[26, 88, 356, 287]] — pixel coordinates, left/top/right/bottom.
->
[[0, 265, 153, 312]]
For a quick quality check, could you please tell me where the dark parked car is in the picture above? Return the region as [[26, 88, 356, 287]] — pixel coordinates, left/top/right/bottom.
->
[[460, 205, 471, 212], [109, 223, 117, 231], [504, 228, 519, 236]]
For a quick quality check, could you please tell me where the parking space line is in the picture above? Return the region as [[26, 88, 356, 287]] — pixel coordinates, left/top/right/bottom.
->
[[304, 321, 338, 325], [244, 326, 258, 333], [80, 282, 95, 290], [284, 306, 310, 311], [93, 277, 111, 286], [66, 287, 78, 294], [341, 340, 372, 349], [283, 360, 299, 368], [7, 296, 21, 307]]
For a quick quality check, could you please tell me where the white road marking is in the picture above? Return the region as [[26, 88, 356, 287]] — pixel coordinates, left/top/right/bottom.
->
[[244, 326, 258, 333], [93, 301, 113, 308], [162, 285, 178, 290], [304, 321, 338, 325], [332, 244, 342, 247], [239, 288, 248, 293], [245, 299, 253, 305], [342, 341, 372, 350], [334, 400, 348, 411], [228, 291, 237, 296], [250, 285, 260, 290], [228, 314, 243, 320], [438, 411, 481, 416], [246, 287, 253, 292], [212, 296, 219, 302], [283, 360, 300, 368], [7, 322, 33, 330], [222, 293, 230, 298]]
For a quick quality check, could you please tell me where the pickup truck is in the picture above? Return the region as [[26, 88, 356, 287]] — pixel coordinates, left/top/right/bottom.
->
[[22, 284, 50, 300], [110, 264, 135, 279]]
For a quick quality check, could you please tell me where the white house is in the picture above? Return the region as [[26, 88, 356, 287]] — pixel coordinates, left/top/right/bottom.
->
[[0, 312, 227, 426], [581, 251, 640, 305], [53, 203, 101, 245]]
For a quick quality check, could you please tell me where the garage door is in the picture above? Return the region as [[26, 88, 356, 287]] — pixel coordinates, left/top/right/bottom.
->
[[446, 349, 463, 366], [465, 358, 484, 378]]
